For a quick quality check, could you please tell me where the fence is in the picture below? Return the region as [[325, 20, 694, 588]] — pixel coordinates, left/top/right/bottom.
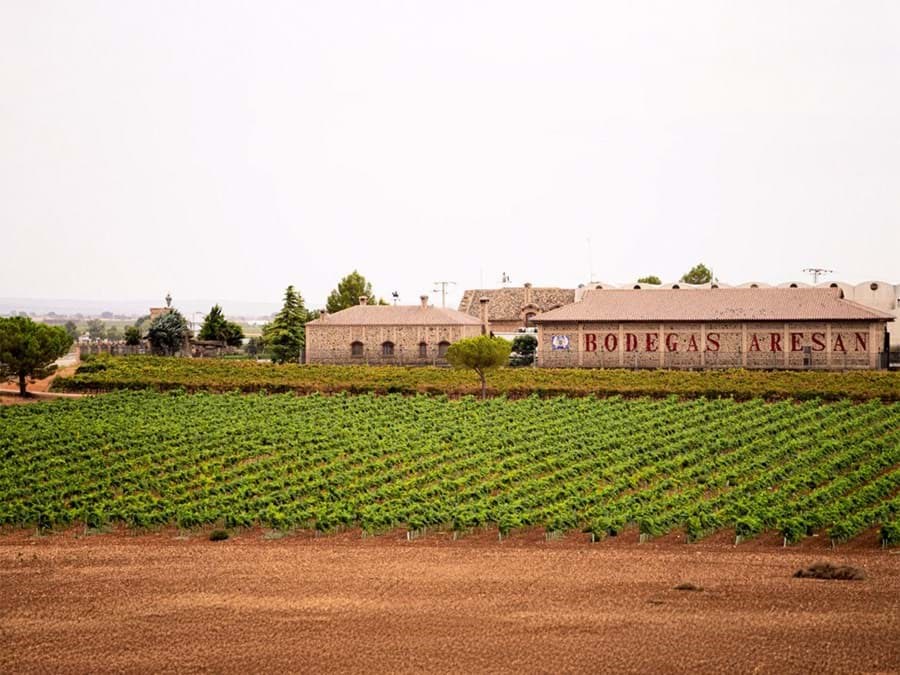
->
[[305, 348, 452, 367], [79, 343, 149, 357]]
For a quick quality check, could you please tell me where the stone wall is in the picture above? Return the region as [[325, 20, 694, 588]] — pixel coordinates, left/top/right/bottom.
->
[[306, 324, 483, 365], [536, 320, 888, 370]]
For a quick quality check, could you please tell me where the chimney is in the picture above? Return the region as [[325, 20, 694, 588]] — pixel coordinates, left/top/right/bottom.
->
[[320, 309, 328, 320], [479, 297, 489, 335], [420, 295, 429, 309], [524, 282, 533, 306], [358, 296, 368, 306]]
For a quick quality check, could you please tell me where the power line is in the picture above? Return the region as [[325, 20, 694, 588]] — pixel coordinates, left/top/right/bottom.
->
[[432, 281, 456, 308], [802, 268, 834, 284]]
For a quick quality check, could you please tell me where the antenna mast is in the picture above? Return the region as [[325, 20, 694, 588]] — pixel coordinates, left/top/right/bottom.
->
[[802, 267, 834, 284]]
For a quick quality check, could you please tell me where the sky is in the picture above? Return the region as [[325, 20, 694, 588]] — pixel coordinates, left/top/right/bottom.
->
[[2, 1, 898, 314]]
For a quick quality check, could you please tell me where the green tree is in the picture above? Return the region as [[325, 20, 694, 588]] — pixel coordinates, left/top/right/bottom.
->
[[0, 317, 73, 396], [198, 305, 245, 347], [326, 270, 386, 313], [637, 275, 661, 285], [680, 263, 713, 285], [262, 286, 308, 363], [446, 335, 512, 400], [221, 322, 245, 347], [124, 326, 142, 346], [106, 325, 122, 341], [64, 320, 79, 340], [510, 334, 537, 366], [147, 310, 190, 356], [87, 318, 106, 340]]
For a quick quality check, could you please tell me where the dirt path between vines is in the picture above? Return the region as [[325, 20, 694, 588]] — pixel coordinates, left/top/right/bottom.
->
[[0, 348, 83, 403], [1, 531, 898, 674]]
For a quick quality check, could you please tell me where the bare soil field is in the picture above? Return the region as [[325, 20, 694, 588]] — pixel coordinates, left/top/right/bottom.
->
[[1, 529, 898, 674]]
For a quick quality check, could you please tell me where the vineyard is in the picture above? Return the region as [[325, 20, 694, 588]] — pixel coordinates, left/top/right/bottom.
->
[[2, 391, 899, 546], [52, 355, 900, 400]]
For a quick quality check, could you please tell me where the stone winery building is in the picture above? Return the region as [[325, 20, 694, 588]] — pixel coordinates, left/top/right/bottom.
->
[[305, 296, 483, 365], [458, 283, 575, 332], [532, 287, 893, 370]]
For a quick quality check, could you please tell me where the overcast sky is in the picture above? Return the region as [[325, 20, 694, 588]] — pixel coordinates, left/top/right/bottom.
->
[[2, 1, 898, 312]]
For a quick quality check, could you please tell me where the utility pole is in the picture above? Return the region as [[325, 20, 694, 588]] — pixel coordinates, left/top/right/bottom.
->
[[433, 281, 456, 308], [587, 236, 595, 283], [803, 268, 834, 284]]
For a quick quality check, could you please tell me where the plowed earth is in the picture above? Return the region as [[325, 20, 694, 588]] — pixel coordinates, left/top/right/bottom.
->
[[2, 529, 899, 674]]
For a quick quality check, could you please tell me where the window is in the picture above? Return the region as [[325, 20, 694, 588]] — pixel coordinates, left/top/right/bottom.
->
[[418, 342, 427, 358], [382, 341, 395, 356], [438, 341, 451, 357], [524, 312, 536, 327], [351, 341, 363, 357]]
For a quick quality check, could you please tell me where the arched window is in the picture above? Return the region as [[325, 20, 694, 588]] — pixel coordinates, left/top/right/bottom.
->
[[524, 312, 536, 327], [789, 283, 798, 288], [382, 341, 395, 356], [438, 341, 451, 357], [633, 284, 642, 290], [672, 284, 680, 289], [418, 342, 428, 358], [351, 341, 364, 357]]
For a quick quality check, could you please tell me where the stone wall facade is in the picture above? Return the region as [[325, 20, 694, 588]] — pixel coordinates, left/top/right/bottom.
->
[[306, 324, 483, 365], [536, 320, 888, 370]]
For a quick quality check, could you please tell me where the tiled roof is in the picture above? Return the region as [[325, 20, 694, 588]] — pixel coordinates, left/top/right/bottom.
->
[[458, 287, 575, 321], [532, 288, 894, 323], [307, 304, 482, 326]]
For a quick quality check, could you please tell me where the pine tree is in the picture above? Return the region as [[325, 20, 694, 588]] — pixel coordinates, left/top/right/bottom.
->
[[263, 285, 309, 363], [326, 271, 385, 313]]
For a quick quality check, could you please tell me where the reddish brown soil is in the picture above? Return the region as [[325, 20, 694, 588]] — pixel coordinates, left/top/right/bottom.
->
[[2, 530, 898, 674], [0, 355, 82, 404]]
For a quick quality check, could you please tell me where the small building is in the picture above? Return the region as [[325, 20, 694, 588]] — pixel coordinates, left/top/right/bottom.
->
[[532, 287, 893, 370], [149, 307, 172, 321], [458, 283, 575, 333], [305, 296, 484, 365]]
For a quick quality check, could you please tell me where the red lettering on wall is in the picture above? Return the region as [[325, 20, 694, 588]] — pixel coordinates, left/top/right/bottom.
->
[[790, 333, 803, 352], [749, 334, 761, 352], [625, 334, 638, 352], [706, 333, 720, 352], [665, 334, 678, 352], [833, 335, 846, 352], [604, 334, 618, 352], [811, 333, 826, 351], [687, 335, 698, 351], [584, 334, 597, 352], [646, 333, 659, 352], [855, 333, 867, 352], [770, 333, 782, 352]]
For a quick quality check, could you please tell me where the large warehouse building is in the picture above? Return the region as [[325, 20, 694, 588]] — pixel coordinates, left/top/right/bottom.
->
[[533, 287, 893, 370]]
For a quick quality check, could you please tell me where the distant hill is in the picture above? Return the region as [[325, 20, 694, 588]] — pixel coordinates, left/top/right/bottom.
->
[[0, 297, 280, 320]]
